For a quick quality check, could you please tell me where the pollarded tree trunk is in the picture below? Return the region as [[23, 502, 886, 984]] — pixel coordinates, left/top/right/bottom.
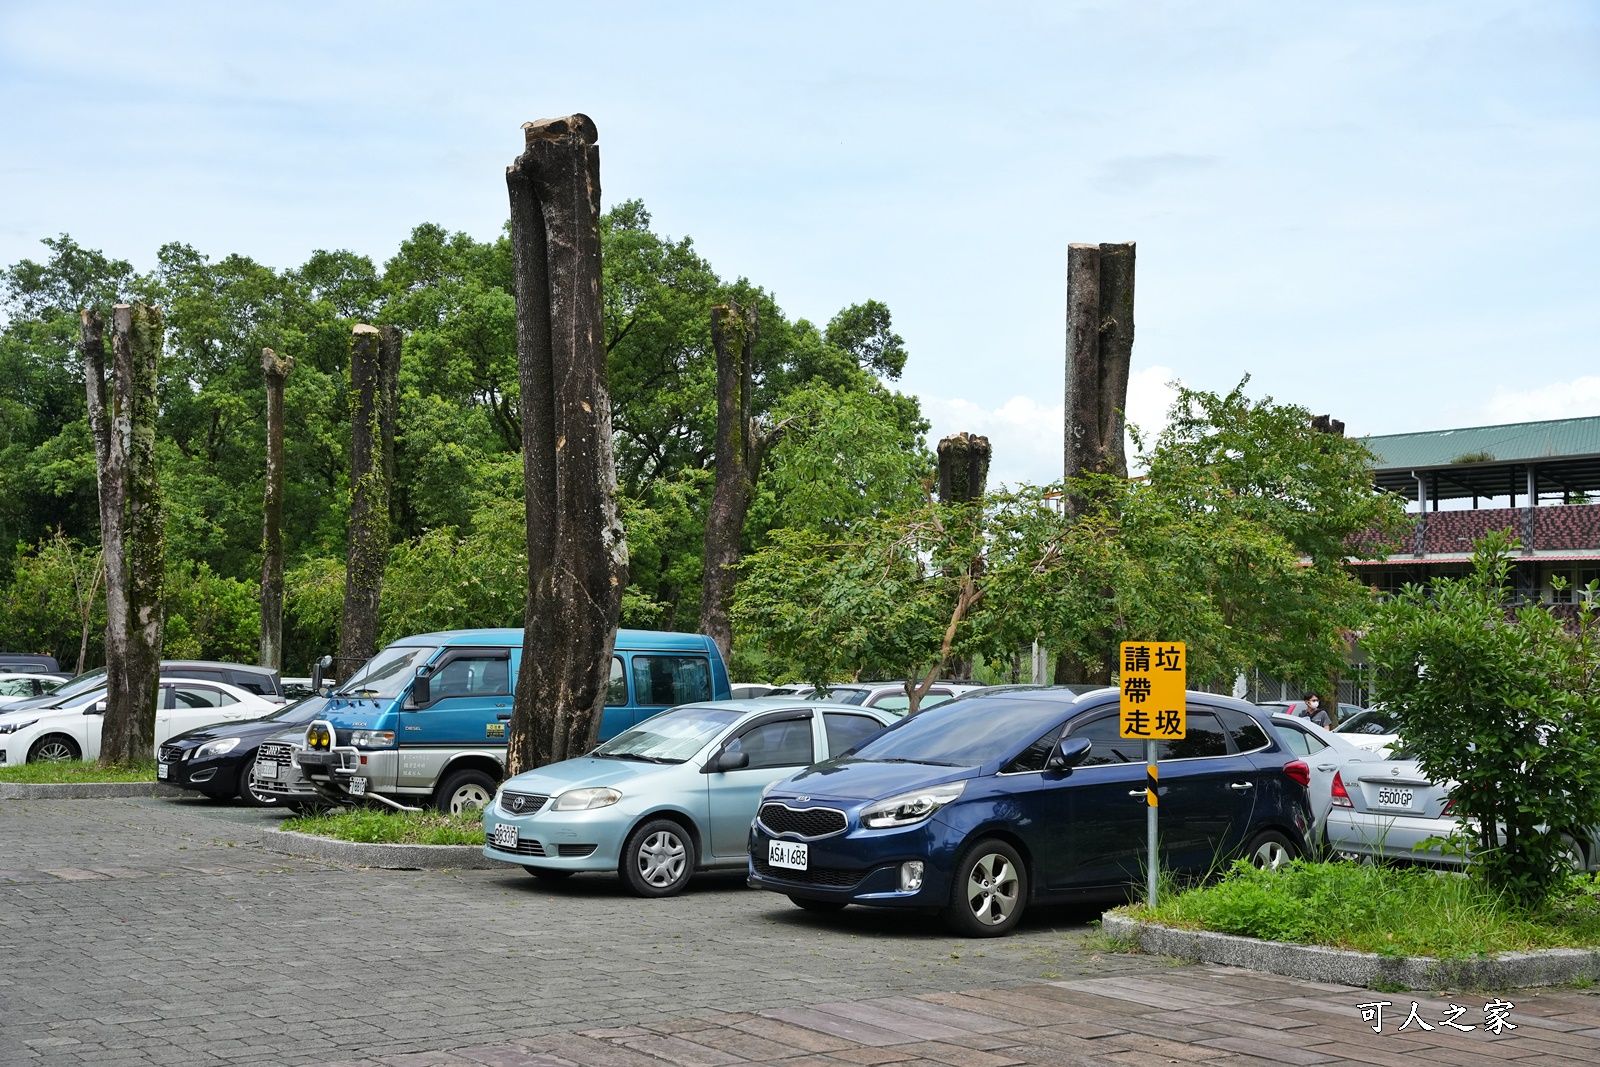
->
[[699, 300, 774, 666], [259, 347, 294, 671], [80, 309, 130, 755], [937, 432, 991, 505], [338, 324, 394, 679], [505, 115, 629, 774], [98, 304, 166, 764]]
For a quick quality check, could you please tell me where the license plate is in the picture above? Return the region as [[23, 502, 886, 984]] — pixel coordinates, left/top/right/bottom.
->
[[492, 823, 518, 850], [768, 839, 808, 871], [157, 763, 169, 779], [1376, 787, 1414, 809], [255, 761, 277, 780], [348, 776, 368, 796]]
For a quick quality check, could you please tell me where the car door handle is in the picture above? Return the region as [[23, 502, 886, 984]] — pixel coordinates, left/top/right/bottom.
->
[[1317, 764, 1336, 772], [1229, 782, 1254, 791], [497, 713, 512, 721]]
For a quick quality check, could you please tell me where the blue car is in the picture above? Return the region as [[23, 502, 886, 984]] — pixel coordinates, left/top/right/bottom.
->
[[484, 699, 896, 895], [749, 687, 1313, 937]]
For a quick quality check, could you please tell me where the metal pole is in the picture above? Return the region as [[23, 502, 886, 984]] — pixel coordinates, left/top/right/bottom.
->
[[1146, 738, 1158, 907]]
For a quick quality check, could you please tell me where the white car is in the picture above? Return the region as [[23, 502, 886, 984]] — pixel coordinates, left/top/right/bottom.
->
[[806, 680, 989, 717], [1331, 707, 1401, 754], [0, 672, 67, 708], [0, 678, 279, 765]]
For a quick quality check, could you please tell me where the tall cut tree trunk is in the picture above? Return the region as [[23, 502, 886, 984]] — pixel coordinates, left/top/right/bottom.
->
[[259, 347, 294, 671], [85, 304, 166, 765], [937, 432, 991, 505], [505, 115, 628, 774], [338, 324, 395, 679], [700, 300, 779, 665], [1057, 241, 1135, 686]]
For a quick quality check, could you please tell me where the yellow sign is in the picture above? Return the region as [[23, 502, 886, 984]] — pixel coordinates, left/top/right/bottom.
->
[[1119, 641, 1186, 740]]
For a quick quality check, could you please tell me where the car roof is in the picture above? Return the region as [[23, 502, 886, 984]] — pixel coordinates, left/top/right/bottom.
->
[[392, 628, 720, 654]]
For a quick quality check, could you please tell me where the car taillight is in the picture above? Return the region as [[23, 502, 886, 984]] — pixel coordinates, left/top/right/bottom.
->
[[1441, 798, 1455, 817], [1330, 770, 1354, 808], [1284, 760, 1310, 788]]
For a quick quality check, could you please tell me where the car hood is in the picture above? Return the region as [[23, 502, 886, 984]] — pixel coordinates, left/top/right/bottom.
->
[[769, 757, 972, 803], [164, 715, 303, 748], [502, 756, 680, 796]]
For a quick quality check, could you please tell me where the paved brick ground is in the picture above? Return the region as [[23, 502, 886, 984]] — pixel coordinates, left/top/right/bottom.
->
[[1, 797, 1170, 1066]]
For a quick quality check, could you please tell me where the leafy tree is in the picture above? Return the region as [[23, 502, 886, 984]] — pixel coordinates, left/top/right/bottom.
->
[[1365, 532, 1600, 905]]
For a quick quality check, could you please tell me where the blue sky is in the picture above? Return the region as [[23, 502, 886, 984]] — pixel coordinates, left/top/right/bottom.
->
[[2, 1, 1595, 486]]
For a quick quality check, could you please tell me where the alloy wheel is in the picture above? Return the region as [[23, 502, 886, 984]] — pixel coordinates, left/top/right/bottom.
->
[[32, 739, 75, 763], [1251, 839, 1292, 871], [964, 852, 1019, 926], [636, 830, 687, 888]]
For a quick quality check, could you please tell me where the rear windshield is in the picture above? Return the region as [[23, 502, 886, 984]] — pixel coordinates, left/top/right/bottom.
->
[[847, 697, 1070, 768]]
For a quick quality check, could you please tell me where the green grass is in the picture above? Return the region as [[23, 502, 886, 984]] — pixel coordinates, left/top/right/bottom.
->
[[1121, 859, 1600, 959], [0, 759, 157, 783], [280, 807, 485, 845]]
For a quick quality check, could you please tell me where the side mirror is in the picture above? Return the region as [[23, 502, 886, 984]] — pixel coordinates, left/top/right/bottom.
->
[[87, 700, 107, 715], [1047, 736, 1093, 772], [311, 653, 333, 694], [409, 666, 432, 709], [708, 749, 749, 773]]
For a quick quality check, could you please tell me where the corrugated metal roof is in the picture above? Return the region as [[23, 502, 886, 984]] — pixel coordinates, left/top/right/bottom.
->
[[1364, 416, 1600, 471]]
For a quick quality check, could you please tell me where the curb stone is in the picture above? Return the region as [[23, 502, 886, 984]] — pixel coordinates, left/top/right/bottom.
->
[[263, 828, 499, 870], [0, 781, 186, 800], [1102, 911, 1600, 990]]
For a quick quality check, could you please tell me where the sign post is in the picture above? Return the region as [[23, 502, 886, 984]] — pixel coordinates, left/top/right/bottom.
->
[[1119, 641, 1186, 908]]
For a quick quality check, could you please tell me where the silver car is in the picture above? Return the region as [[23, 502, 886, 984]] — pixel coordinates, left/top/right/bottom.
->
[[1267, 713, 1385, 852], [483, 699, 896, 895]]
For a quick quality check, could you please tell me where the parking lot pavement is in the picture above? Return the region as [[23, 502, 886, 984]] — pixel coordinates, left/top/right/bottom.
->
[[1, 797, 1176, 1067]]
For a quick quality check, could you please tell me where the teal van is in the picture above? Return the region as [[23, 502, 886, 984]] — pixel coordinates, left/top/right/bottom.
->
[[263, 628, 730, 812]]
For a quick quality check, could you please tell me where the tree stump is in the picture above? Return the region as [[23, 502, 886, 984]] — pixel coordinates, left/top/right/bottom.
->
[[937, 432, 991, 504]]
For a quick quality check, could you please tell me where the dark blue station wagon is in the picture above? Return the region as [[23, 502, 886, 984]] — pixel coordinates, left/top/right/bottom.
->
[[749, 687, 1313, 936]]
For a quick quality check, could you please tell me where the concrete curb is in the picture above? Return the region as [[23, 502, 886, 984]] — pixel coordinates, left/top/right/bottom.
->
[[263, 829, 500, 870], [1102, 912, 1600, 990], [0, 781, 187, 800]]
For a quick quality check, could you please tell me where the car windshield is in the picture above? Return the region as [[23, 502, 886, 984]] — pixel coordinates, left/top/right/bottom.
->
[[846, 696, 1068, 767], [43, 686, 106, 710], [336, 645, 437, 698], [52, 667, 108, 699], [1335, 709, 1399, 735], [593, 705, 743, 764]]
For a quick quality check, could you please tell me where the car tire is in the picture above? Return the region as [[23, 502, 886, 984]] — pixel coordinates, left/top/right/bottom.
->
[[524, 866, 574, 881], [620, 818, 695, 897], [237, 759, 281, 807], [436, 768, 497, 814], [1244, 829, 1299, 872], [1559, 835, 1588, 873], [28, 734, 80, 763], [788, 895, 847, 913], [942, 839, 1028, 938]]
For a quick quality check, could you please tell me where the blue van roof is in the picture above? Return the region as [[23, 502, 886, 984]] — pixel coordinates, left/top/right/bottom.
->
[[395, 628, 719, 654]]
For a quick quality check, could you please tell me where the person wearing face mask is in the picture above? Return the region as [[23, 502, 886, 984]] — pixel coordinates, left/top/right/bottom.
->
[[1301, 693, 1332, 729]]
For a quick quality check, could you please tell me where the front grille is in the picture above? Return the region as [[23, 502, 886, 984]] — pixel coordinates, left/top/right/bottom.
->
[[158, 744, 185, 763], [257, 743, 294, 765], [557, 844, 597, 858], [752, 856, 865, 888], [758, 802, 847, 839], [500, 791, 548, 815], [504, 839, 547, 857]]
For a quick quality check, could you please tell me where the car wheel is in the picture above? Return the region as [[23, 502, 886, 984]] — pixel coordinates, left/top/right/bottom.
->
[[1245, 830, 1299, 872], [524, 867, 574, 881], [237, 760, 281, 807], [436, 768, 497, 814], [943, 839, 1028, 938], [28, 734, 80, 763], [788, 895, 847, 913], [1559, 836, 1588, 872], [620, 818, 695, 897]]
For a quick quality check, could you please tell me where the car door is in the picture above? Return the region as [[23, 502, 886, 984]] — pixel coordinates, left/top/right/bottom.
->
[[1155, 706, 1257, 874], [162, 684, 242, 744], [1060, 712, 1150, 887], [706, 712, 819, 861], [396, 648, 511, 790], [1273, 718, 1333, 833]]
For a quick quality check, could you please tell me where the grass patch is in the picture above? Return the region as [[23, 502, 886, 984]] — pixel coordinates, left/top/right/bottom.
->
[[280, 807, 485, 846], [1121, 860, 1600, 959], [0, 759, 157, 783]]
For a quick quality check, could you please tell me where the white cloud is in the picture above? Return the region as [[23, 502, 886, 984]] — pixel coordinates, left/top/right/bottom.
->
[[919, 364, 1179, 488], [1480, 376, 1600, 424]]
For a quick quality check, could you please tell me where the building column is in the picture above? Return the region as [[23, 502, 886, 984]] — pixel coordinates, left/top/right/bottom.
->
[[1525, 464, 1538, 553]]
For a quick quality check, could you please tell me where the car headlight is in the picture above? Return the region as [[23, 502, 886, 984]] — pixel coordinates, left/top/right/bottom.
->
[[349, 730, 396, 749], [551, 787, 622, 811], [860, 781, 967, 828], [193, 737, 241, 759], [0, 719, 38, 734]]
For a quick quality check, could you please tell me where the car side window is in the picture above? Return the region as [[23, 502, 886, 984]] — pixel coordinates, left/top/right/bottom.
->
[[727, 717, 815, 770], [0, 678, 31, 697], [172, 685, 233, 709], [1066, 714, 1145, 765], [1157, 711, 1228, 760], [1277, 725, 1313, 757], [605, 656, 627, 706], [1001, 726, 1063, 774], [823, 712, 883, 756], [429, 655, 511, 700], [1216, 708, 1270, 754], [632, 656, 712, 706], [229, 673, 269, 695]]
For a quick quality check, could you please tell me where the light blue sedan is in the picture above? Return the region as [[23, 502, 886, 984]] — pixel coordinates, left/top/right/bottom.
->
[[482, 698, 895, 895]]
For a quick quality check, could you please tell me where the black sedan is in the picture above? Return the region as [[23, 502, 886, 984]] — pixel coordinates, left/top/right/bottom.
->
[[159, 700, 322, 806]]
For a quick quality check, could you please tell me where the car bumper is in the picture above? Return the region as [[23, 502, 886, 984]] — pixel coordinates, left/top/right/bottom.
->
[[250, 744, 320, 800], [746, 820, 954, 909], [481, 801, 633, 871], [160, 753, 244, 796], [1324, 808, 1460, 865]]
